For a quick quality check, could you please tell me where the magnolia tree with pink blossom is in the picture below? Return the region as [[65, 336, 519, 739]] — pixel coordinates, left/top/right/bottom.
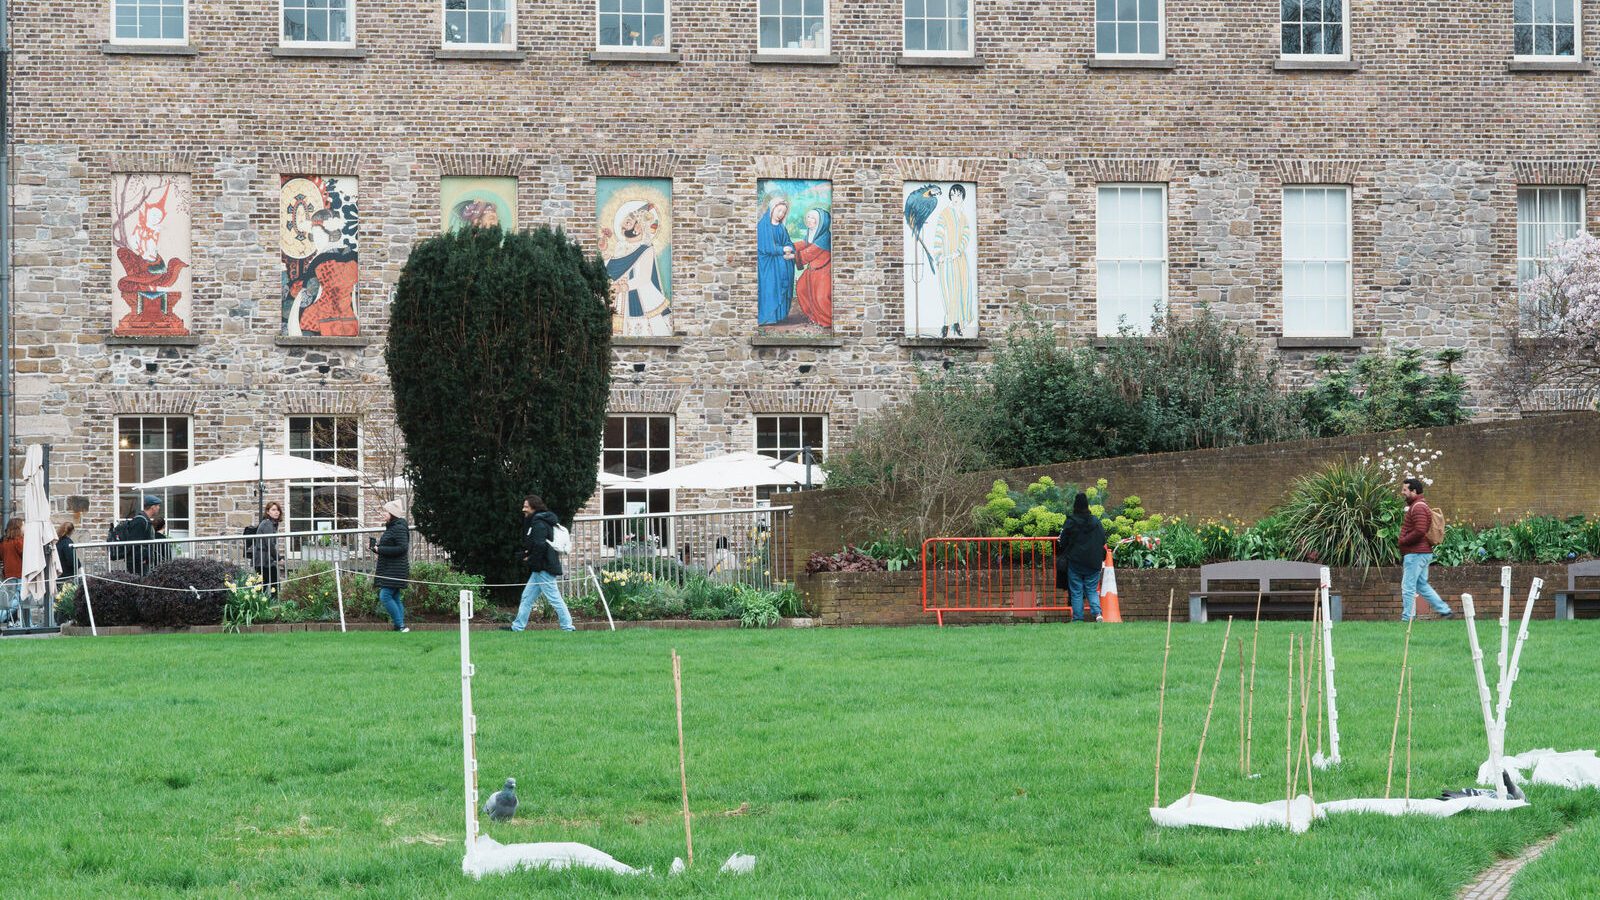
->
[[1503, 233, 1600, 407]]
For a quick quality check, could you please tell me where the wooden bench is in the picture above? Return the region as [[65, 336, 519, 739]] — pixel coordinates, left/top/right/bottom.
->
[[1188, 560, 1342, 624], [1555, 560, 1600, 620]]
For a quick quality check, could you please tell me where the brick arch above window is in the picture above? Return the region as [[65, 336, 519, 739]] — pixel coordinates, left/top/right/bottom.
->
[[263, 152, 366, 178], [584, 152, 680, 179], [106, 152, 195, 174], [607, 387, 684, 415], [751, 155, 835, 181], [1275, 160, 1362, 185], [1513, 161, 1598, 186], [739, 388, 836, 415], [891, 157, 987, 184], [432, 153, 526, 177], [105, 388, 199, 416], [282, 389, 376, 416], [1086, 159, 1174, 183]]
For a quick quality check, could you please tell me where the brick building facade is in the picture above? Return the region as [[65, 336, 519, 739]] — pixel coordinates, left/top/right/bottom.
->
[[8, 0, 1597, 533]]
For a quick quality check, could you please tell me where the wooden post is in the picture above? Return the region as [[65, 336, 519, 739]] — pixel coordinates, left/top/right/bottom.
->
[[1187, 616, 1235, 807], [1153, 588, 1175, 808], [1246, 591, 1262, 773], [1385, 617, 1415, 799], [672, 649, 693, 866]]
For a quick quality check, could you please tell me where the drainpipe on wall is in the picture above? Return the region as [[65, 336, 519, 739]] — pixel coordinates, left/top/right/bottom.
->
[[0, 0, 13, 521]]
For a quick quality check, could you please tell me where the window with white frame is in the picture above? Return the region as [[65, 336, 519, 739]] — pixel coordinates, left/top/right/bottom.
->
[[1096, 185, 1168, 336], [1517, 186, 1585, 322], [1281, 0, 1347, 58], [115, 417, 192, 535], [759, 0, 827, 53], [597, 0, 669, 49], [601, 415, 673, 548], [903, 0, 972, 56], [1515, 0, 1580, 59], [445, 0, 514, 46], [754, 415, 826, 502], [1095, 0, 1163, 57], [282, 0, 353, 45], [1282, 186, 1353, 337], [112, 0, 186, 43], [287, 416, 361, 538]]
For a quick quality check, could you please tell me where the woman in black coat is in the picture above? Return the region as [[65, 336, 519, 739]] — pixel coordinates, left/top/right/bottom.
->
[[370, 499, 411, 632], [55, 523, 78, 580], [1055, 493, 1107, 623], [252, 501, 283, 596]]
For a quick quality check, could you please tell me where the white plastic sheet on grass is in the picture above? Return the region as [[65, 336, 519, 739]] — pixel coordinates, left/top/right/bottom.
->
[[1318, 795, 1527, 818], [462, 834, 644, 878], [1482, 749, 1600, 790], [1151, 793, 1321, 834]]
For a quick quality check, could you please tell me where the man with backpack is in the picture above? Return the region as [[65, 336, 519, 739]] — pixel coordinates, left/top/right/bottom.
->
[[114, 495, 162, 576], [506, 494, 575, 633], [1399, 477, 1453, 621]]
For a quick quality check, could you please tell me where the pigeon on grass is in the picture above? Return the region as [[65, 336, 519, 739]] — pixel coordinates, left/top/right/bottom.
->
[[483, 778, 518, 822]]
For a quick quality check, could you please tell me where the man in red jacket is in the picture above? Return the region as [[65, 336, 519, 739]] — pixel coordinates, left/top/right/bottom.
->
[[1399, 477, 1453, 621]]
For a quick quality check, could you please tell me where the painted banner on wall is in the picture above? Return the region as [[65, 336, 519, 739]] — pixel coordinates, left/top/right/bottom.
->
[[112, 173, 193, 336], [902, 181, 977, 338], [281, 175, 360, 337], [596, 177, 672, 337], [441, 176, 517, 232], [756, 179, 832, 333]]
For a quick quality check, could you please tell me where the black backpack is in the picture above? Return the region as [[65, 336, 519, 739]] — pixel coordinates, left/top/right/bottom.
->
[[243, 524, 258, 537], [107, 517, 142, 561]]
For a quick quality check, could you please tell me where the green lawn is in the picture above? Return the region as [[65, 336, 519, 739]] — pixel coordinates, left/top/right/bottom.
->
[[3, 621, 1598, 898]]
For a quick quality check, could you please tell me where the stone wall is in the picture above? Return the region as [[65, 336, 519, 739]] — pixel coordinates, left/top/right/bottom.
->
[[12, 0, 1600, 531], [802, 564, 1574, 626], [787, 413, 1600, 569]]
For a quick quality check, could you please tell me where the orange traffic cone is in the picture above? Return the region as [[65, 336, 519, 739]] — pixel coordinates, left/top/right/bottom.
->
[[1098, 547, 1124, 623]]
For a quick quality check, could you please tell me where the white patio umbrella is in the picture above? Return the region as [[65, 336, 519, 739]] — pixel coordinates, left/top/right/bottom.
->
[[387, 464, 632, 491], [626, 451, 825, 491], [20, 443, 59, 607], [141, 444, 361, 520]]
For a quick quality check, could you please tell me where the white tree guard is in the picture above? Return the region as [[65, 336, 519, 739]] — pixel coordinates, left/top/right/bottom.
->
[[1490, 579, 1542, 779], [1461, 594, 1505, 798], [460, 590, 479, 853], [1313, 568, 1341, 769]]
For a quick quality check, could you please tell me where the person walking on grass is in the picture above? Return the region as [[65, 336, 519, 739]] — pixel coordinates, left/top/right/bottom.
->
[[1056, 493, 1107, 623], [505, 495, 574, 633], [370, 499, 410, 633], [1399, 476, 1453, 621]]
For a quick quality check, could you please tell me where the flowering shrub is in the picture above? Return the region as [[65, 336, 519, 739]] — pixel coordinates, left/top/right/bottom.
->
[[972, 476, 1165, 551], [1360, 441, 1443, 487]]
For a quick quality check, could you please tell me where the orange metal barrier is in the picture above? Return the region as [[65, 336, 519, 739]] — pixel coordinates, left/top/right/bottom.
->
[[921, 536, 1066, 626]]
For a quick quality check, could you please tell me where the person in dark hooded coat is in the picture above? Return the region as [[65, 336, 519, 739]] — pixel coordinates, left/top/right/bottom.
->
[[370, 499, 410, 632], [1055, 492, 1107, 623], [506, 494, 575, 632]]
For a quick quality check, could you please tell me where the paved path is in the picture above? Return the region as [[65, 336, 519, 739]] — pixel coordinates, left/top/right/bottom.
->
[[1459, 834, 1561, 900]]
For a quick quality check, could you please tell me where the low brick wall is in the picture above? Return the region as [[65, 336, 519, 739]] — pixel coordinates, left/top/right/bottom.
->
[[801, 565, 1571, 626]]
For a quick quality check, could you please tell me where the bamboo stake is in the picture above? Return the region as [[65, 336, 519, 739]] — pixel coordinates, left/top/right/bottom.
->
[[672, 649, 693, 866], [1187, 616, 1235, 807], [1405, 664, 1414, 808], [1237, 637, 1246, 777], [1154, 588, 1175, 808], [1246, 591, 1263, 774], [1385, 617, 1415, 799], [1285, 635, 1294, 828]]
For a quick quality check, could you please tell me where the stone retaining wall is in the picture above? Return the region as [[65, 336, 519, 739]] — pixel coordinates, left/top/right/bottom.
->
[[801, 565, 1572, 626]]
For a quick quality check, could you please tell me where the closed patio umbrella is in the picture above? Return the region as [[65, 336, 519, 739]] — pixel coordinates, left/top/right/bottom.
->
[[20, 444, 59, 611]]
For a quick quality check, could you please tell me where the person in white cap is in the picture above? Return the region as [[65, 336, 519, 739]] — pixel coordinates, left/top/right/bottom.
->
[[370, 499, 411, 632]]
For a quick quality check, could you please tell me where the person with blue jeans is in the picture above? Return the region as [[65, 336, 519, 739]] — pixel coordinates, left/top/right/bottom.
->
[[507, 494, 574, 632], [1399, 477, 1452, 621], [1056, 492, 1107, 623], [370, 499, 410, 632]]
